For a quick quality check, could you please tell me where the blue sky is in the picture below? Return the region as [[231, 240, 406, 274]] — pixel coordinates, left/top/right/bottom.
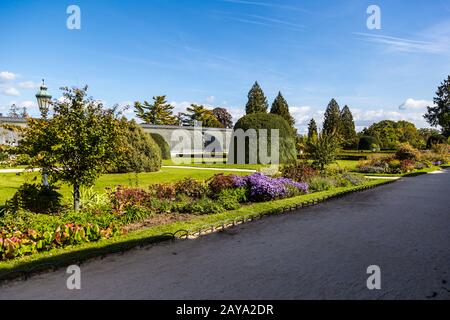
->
[[1, 0, 449, 132]]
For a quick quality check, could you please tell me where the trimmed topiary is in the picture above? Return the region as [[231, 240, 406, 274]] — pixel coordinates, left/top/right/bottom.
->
[[149, 133, 171, 160], [231, 113, 297, 164], [358, 136, 379, 151], [108, 119, 162, 173]]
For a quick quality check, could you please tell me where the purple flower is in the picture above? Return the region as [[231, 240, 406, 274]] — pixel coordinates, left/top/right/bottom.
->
[[233, 173, 308, 202]]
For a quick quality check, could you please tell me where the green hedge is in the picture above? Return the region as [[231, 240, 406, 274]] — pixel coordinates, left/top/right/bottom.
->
[[150, 133, 171, 160], [232, 113, 297, 164], [108, 120, 162, 173]]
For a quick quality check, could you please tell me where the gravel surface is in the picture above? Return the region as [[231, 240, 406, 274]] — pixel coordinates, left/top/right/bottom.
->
[[0, 170, 449, 300]]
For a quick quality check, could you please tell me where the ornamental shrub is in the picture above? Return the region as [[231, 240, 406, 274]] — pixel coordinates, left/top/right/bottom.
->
[[308, 176, 336, 192], [358, 136, 379, 151], [108, 119, 162, 173], [179, 198, 225, 215], [282, 161, 318, 182], [231, 113, 297, 164], [0, 222, 121, 261], [207, 174, 237, 195], [174, 178, 207, 198], [150, 133, 171, 160], [341, 173, 366, 186], [233, 173, 308, 202], [150, 183, 176, 200], [395, 143, 419, 161], [400, 159, 416, 172], [108, 186, 152, 214]]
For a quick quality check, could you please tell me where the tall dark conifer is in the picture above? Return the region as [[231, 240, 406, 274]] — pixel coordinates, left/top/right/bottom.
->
[[245, 81, 269, 114], [340, 105, 357, 148], [270, 92, 295, 128], [322, 99, 342, 136]]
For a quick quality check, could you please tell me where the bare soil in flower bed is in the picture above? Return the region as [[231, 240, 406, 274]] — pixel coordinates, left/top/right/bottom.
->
[[122, 213, 193, 233]]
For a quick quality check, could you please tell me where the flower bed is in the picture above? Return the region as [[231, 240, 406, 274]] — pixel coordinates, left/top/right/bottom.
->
[[0, 223, 120, 261], [356, 143, 449, 175]]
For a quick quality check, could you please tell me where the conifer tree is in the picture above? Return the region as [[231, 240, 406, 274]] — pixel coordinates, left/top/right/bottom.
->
[[270, 91, 295, 128], [134, 96, 179, 125], [322, 99, 342, 136], [340, 105, 357, 148], [245, 81, 269, 114], [307, 118, 318, 141]]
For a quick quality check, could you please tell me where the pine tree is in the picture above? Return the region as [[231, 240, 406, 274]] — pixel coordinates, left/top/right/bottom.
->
[[270, 92, 295, 128], [181, 104, 223, 128], [340, 105, 357, 148], [322, 99, 342, 136], [134, 96, 179, 125], [245, 81, 269, 114], [307, 118, 318, 141]]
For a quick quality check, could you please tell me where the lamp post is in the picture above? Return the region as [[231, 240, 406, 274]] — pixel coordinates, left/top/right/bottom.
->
[[35, 79, 52, 187]]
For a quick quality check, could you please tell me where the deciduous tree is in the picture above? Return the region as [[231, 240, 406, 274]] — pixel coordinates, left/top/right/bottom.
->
[[20, 86, 124, 211], [424, 75, 450, 137], [213, 107, 233, 128]]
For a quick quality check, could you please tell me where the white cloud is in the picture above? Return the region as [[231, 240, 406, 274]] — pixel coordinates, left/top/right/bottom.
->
[[0, 71, 17, 81], [0, 87, 20, 97], [22, 101, 37, 108], [206, 96, 215, 104], [170, 101, 194, 115], [399, 98, 432, 111], [354, 32, 450, 54], [19, 81, 40, 89]]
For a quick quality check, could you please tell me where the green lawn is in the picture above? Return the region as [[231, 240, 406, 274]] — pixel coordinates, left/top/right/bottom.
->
[[162, 158, 267, 170], [0, 168, 249, 205]]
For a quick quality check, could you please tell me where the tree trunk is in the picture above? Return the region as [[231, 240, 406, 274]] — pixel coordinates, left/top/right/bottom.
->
[[73, 184, 80, 212]]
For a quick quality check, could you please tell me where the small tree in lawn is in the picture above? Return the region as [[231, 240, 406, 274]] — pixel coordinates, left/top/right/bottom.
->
[[20, 86, 123, 211], [307, 131, 338, 171]]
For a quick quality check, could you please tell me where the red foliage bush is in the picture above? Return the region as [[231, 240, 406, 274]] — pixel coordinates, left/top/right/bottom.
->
[[174, 178, 206, 198], [400, 159, 416, 172], [281, 161, 318, 182], [109, 186, 152, 214], [207, 174, 236, 194], [150, 183, 176, 200]]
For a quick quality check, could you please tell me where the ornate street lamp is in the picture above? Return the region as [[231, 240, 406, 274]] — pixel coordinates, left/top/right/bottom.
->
[[35, 79, 52, 187], [35, 79, 52, 119]]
